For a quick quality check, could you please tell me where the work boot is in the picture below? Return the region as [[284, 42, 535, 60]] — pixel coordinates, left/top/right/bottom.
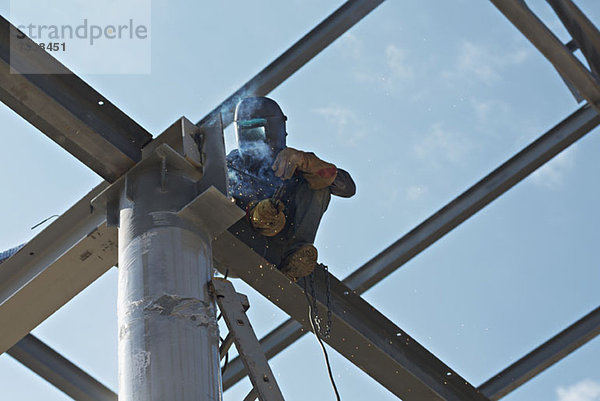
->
[[280, 244, 318, 280]]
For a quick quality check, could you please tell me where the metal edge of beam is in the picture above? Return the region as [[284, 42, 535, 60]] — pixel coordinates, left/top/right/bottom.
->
[[223, 104, 600, 389], [0, 181, 117, 354], [7, 334, 117, 401], [0, 16, 152, 182], [545, 0, 600, 77], [478, 305, 600, 400], [213, 230, 491, 401], [488, 0, 600, 110], [197, 0, 385, 127]]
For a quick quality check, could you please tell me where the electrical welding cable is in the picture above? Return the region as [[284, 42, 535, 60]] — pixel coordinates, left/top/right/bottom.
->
[[302, 277, 342, 401]]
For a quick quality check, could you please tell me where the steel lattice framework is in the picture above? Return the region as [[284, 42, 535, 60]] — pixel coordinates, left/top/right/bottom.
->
[[1, 0, 599, 400]]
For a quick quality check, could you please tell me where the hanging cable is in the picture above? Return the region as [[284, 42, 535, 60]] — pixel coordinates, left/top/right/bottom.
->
[[302, 276, 341, 401]]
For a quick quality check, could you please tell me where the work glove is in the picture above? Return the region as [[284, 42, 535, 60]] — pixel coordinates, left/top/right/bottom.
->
[[272, 147, 338, 190], [247, 199, 286, 237]]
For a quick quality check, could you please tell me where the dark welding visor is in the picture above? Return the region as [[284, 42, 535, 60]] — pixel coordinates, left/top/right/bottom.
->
[[237, 118, 267, 142]]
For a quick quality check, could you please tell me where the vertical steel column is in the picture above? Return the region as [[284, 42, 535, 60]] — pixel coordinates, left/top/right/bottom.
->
[[88, 139, 232, 401], [116, 155, 221, 401]]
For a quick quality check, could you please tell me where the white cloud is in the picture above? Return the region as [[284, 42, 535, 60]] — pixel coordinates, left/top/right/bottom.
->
[[457, 41, 501, 84], [313, 105, 356, 126], [352, 44, 415, 92], [386, 44, 414, 80], [312, 105, 366, 146], [406, 185, 427, 201], [414, 123, 472, 164], [445, 40, 530, 85], [531, 144, 577, 190], [556, 380, 600, 401], [336, 32, 362, 60], [470, 98, 511, 123]]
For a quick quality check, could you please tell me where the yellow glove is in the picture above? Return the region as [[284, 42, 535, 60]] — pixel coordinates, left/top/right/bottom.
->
[[272, 147, 338, 190], [248, 199, 286, 237]]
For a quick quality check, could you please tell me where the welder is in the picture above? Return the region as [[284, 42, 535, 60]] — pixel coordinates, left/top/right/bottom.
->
[[227, 97, 355, 280]]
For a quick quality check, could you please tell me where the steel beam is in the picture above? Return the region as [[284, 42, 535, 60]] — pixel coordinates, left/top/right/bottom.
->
[[223, 104, 600, 389], [7, 334, 117, 401], [546, 0, 600, 77], [488, 0, 600, 111], [197, 0, 385, 127], [0, 16, 151, 182], [213, 229, 490, 401], [478, 306, 600, 400], [0, 182, 117, 355]]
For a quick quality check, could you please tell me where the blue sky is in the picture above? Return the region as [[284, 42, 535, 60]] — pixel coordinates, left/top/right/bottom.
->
[[1, 1, 600, 400]]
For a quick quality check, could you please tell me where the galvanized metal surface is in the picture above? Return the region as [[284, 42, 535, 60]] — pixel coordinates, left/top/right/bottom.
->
[[197, 115, 229, 195], [8, 334, 117, 401], [113, 147, 221, 401]]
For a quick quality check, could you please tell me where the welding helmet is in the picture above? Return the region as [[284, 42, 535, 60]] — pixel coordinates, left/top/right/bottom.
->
[[234, 97, 287, 164]]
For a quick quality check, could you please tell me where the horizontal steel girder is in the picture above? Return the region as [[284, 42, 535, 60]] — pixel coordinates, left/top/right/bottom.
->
[[222, 104, 600, 389], [8, 334, 117, 401], [0, 16, 151, 182], [197, 0, 385, 127], [213, 229, 491, 401], [478, 305, 600, 400], [0, 182, 116, 354]]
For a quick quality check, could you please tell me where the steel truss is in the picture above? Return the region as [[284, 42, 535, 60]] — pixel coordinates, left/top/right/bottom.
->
[[1, 0, 599, 400]]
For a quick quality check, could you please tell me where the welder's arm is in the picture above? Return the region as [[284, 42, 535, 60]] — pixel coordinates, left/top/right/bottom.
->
[[330, 168, 356, 198], [272, 148, 356, 197]]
